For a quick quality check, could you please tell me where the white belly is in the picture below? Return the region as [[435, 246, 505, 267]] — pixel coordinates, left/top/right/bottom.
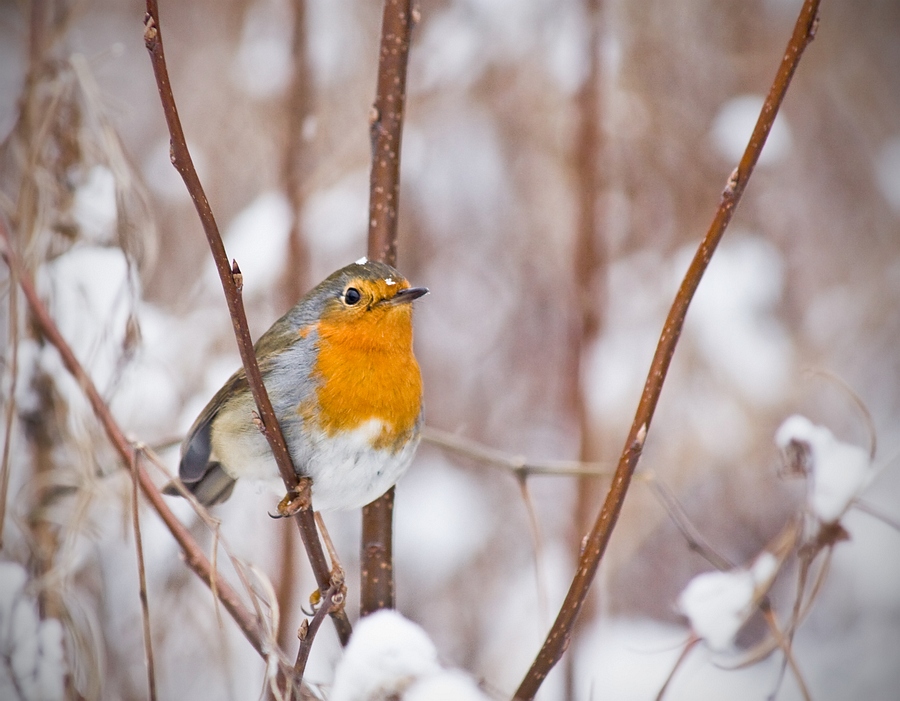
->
[[212, 416, 419, 511]]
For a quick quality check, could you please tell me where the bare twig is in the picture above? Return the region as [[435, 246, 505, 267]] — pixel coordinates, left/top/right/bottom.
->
[[514, 2, 822, 697], [422, 426, 611, 477], [855, 499, 900, 532], [804, 368, 877, 460], [130, 449, 158, 701], [142, 1, 351, 646], [655, 635, 699, 701], [361, 0, 416, 617], [643, 473, 735, 572], [279, 0, 312, 307], [0, 261, 17, 547], [760, 603, 812, 701], [0, 218, 266, 658], [517, 477, 550, 628], [294, 581, 339, 680]]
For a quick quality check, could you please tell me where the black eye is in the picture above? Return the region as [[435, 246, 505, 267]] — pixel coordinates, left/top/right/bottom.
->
[[344, 287, 361, 305]]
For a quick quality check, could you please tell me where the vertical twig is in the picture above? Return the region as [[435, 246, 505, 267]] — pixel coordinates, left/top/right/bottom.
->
[[130, 449, 158, 701], [360, 0, 415, 617], [514, 2, 821, 697], [567, 0, 606, 695], [0, 263, 17, 547], [279, 0, 312, 307], [142, 1, 351, 646]]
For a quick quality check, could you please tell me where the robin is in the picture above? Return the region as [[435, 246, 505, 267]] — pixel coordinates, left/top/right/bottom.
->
[[165, 258, 427, 512]]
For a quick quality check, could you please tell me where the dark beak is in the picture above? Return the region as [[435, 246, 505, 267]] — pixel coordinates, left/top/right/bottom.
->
[[389, 286, 429, 304]]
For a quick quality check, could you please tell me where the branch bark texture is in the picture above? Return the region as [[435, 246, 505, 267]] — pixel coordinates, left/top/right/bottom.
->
[[360, 0, 415, 618], [143, 0, 351, 647]]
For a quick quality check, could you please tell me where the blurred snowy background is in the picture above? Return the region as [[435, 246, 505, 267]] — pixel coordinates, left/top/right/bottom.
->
[[1, 0, 899, 699]]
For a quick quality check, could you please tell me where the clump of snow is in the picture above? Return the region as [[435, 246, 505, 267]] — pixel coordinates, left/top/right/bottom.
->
[[678, 553, 778, 651], [775, 415, 872, 523], [874, 135, 900, 214], [39, 245, 135, 392], [72, 165, 118, 243], [404, 670, 489, 701], [0, 562, 67, 701], [329, 610, 488, 701], [329, 610, 440, 701], [711, 94, 792, 165]]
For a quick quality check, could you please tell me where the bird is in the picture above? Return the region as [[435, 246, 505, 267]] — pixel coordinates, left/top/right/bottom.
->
[[165, 258, 427, 512]]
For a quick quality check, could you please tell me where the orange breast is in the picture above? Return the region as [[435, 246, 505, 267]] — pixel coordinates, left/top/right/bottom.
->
[[306, 303, 422, 452]]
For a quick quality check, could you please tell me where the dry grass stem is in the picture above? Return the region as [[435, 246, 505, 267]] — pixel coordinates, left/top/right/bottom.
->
[[423, 426, 611, 477]]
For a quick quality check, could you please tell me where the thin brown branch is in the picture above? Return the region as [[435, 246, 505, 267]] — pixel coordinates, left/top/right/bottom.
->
[[760, 603, 812, 701], [644, 472, 735, 572], [361, 0, 415, 618], [0, 218, 265, 658], [422, 426, 611, 477], [0, 263, 18, 547], [142, 1, 351, 646], [514, 2, 822, 697], [130, 449, 158, 701], [294, 581, 339, 680], [855, 499, 900, 532], [655, 635, 699, 701]]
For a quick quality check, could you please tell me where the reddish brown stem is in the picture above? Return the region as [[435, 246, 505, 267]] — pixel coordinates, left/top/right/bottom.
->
[[360, 0, 414, 617], [142, 1, 351, 646], [514, 1, 821, 698]]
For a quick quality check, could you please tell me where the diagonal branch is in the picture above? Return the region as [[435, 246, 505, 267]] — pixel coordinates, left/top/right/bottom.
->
[[360, 0, 416, 618], [0, 217, 264, 658], [142, 1, 351, 647], [514, 1, 822, 697]]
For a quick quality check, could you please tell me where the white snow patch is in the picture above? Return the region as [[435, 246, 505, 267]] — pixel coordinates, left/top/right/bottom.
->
[[329, 610, 440, 701], [232, 0, 293, 98], [395, 458, 490, 587], [216, 191, 292, 297], [355, 256, 368, 265], [414, 9, 482, 92], [405, 670, 489, 701], [0, 562, 67, 701], [384, 277, 395, 286], [330, 611, 488, 701], [711, 94, 792, 165], [678, 553, 777, 651], [302, 170, 368, 275], [686, 234, 793, 405], [874, 135, 900, 214], [142, 137, 207, 201], [776, 415, 872, 523], [39, 245, 134, 392], [72, 165, 117, 242]]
